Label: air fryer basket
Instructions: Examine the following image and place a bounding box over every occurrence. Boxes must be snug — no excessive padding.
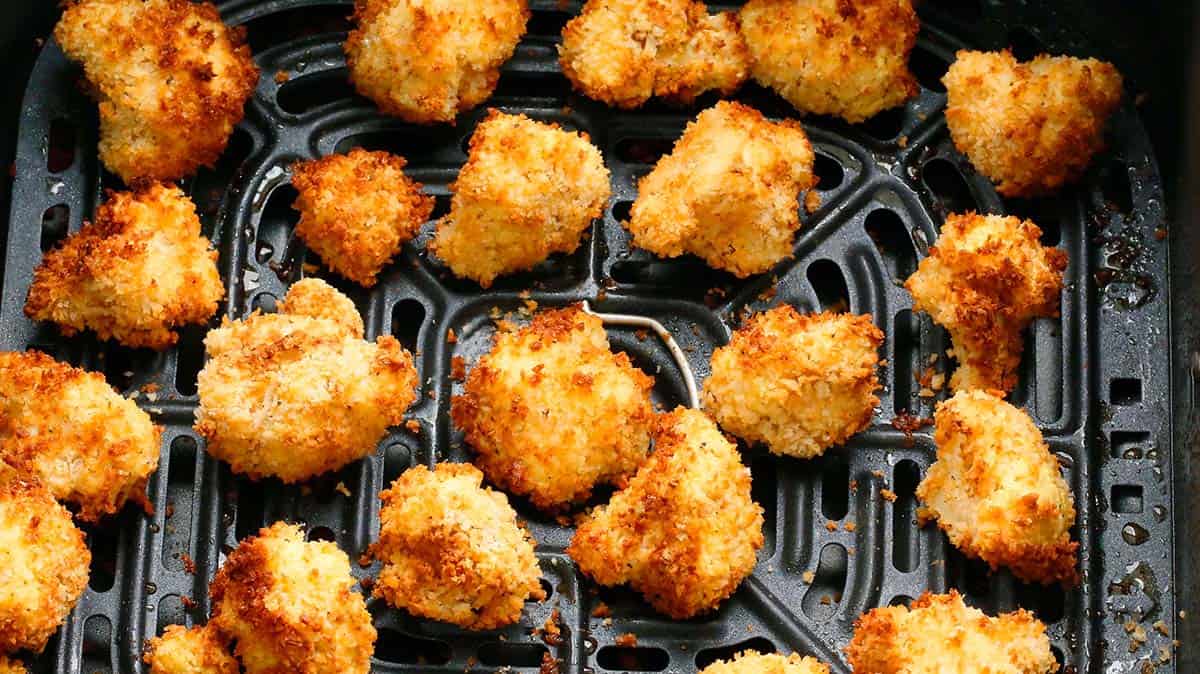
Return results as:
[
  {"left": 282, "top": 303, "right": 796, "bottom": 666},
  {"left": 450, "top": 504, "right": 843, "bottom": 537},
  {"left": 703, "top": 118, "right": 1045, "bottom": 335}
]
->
[{"left": 0, "top": 1, "right": 1186, "bottom": 672}]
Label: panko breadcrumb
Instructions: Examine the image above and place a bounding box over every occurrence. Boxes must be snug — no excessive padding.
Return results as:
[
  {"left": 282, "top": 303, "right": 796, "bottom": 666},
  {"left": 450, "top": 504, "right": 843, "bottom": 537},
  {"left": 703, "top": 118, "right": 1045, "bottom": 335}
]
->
[
  {"left": 143, "top": 625, "right": 238, "bottom": 674},
  {"left": 291, "top": 149, "right": 434, "bottom": 287},
  {"left": 943, "top": 50, "right": 1123, "bottom": 196},
  {"left": 209, "top": 522, "right": 376, "bottom": 674},
  {"left": 345, "top": 0, "right": 529, "bottom": 123},
  {"left": 451, "top": 304, "right": 654, "bottom": 510},
  {"left": 628, "top": 101, "right": 815, "bottom": 277},
  {"left": 54, "top": 0, "right": 258, "bottom": 183},
  {"left": 371, "top": 463, "right": 544, "bottom": 629},
  {"left": 700, "top": 651, "right": 829, "bottom": 674},
  {"left": 846, "top": 590, "right": 1058, "bottom": 673},
  {"left": 0, "top": 350, "right": 161, "bottom": 522},
  {"left": 431, "top": 111, "right": 611, "bottom": 287},
  {"left": 25, "top": 183, "right": 224, "bottom": 350},
  {"left": 568, "top": 408, "right": 763, "bottom": 619},
  {"left": 738, "top": 0, "right": 919, "bottom": 123},
  {"left": 195, "top": 278, "right": 418, "bottom": 482},
  {"left": 703, "top": 307, "right": 882, "bottom": 458},
  {"left": 916, "top": 390, "right": 1077, "bottom": 585},
  {"left": 559, "top": 0, "right": 748, "bottom": 108},
  {"left": 904, "top": 212, "right": 1066, "bottom": 393},
  {"left": 0, "top": 656, "right": 24, "bottom": 674}
]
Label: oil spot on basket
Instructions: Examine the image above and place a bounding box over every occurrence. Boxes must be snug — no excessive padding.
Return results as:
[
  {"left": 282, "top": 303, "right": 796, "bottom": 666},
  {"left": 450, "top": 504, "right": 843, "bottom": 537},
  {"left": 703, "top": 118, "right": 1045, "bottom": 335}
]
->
[{"left": 807, "top": 259, "right": 850, "bottom": 313}]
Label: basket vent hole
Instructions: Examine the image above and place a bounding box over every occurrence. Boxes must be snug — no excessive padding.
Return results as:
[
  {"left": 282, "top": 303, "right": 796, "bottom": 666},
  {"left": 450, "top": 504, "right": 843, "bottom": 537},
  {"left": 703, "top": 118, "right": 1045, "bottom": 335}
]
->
[
  {"left": 801, "top": 543, "right": 848, "bottom": 618},
  {"left": 611, "top": 200, "right": 634, "bottom": 223},
  {"left": 86, "top": 521, "right": 119, "bottom": 592},
  {"left": 235, "top": 478, "right": 267, "bottom": 542},
  {"left": 695, "top": 637, "right": 776, "bottom": 670},
  {"left": 1112, "top": 484, "right": 1144, "bottom": 514},
  {"left": 244, "top": 4, "right": 352, "bottom": 53},
  {"left": 922, "top": 159, "right": 976, "bottom": 216},
  {"left": 527, "top": 9, "right": 571, "bottom": 38},
  {"left": 1007, "top": 26, "right": 1045, "bottom": 62},
  {"left": 47, "top": 118, "right": 76, "bottom": 173},
  {"left": 616, "top": 137, "right": 674, "bottom": 165},
  {"left": 892, "top": 310, "right": 919, "bottom": 408},
  {"left": 910, "top": 47, "right": 949, "bottom": 93},
  {"left": 814, "top": 153, "right": 844, "bottom": 191},
  {"left": 596, "top": 645, "right": 670, "bottom": 671},
  {"left": 1110, "top": 378, "right": 1141, "bottom": 405},
  {"left": 1052, "top": 646, "right": 1066, "bottom": 667},
  {"left": 887, "top": 594, "right": 913, "bottom": 607},
  {"left": 40, "top": 204, "right": 70, "bottom": 252},
  {"left": 947, "top": 549, "right": 991, "bottom": 601},
  {"left": 382, "top": 443, "right": 413, "bottom": 486},
  {"left": 258, "top": 183, "right": 298, "bottom": 273},
  {"left": 477, "top": 642, "right": 548, "bottom": 668},
  {"left": 173, "top": 325, "right": 207, "bottom": 396},
  {"left": 493, "top": 71, "right": 571, "bottom": 105},
  {"left": 156, "top": 595, "right": 188, "bottom": 635},
  {"left": 430, "top": 193, "right": 452, "bottom": 221},
  {"left": 1005, "top": 197, "right": 1063, "bottom": 247},
  {"left": 865, "top": 209, "right": 917, "bottom": 282},
  {"left": 101, "top": 343, "right": 153, "bottom": 393},
  {"left": 538, "top": 577, "right": 554, "bottom": 600},
  {"left": 391, "top": 299, "right": 426, "bottom": 355},
  {"left": 807, "top": 260, "right": 849, "bottom": 313},
  {"left": 892, "top": 460, "right": 921, "bottom": 572},
  {"left": 1110, "top": 430, "right": 1151, "bottom": 460},
  {"left": 751, "top": 455, "right": 779, "bottom": 555},
  {"left": 375, "top": 629, "right": 452, "bottom": 665},
  {"left": 277, "top": 70, "right": 359, "bottom": 115},
  {"left": 307, "top": 526, "right": 337, "bottom": 543},
  {"left": 1100, "top": 162, "right": 1134, "bottom": 215},
  {"left": 861, "top": 106, "right": 906, "bottom": 141},
  {"left": 82, "top": 615, "right": 112, "bottom": 674},
  {"left": 163, "top": 436, "right": 198, "bottom": 571},
  {"left": 922, "top": 0, "right": 982, "bottom": 22},
  {"left": 1016, "top": 581, "right": 1066, "bottom": 624},
  {"left": 820, "top": 456, "right": 850, "bottom": 520}
]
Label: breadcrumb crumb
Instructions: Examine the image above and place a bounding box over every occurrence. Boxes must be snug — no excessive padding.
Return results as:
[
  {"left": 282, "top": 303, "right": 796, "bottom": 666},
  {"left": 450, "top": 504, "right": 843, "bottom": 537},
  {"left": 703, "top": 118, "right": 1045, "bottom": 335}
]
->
[{"left": 143, "top": 624, "right": 237, "bottom": 674}]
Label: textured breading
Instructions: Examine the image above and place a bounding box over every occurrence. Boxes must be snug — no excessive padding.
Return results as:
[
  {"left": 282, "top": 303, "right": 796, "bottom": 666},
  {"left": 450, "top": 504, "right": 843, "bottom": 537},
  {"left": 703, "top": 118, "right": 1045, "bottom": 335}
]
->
[
  {"left": 628, "top": 101, "right": 815, "bottom": 277},
  {"left": 451, "top": 305, "right": 654, "bottom": 510},
  {"left": 700, "top": 651, "right": 829, "bottom": 674},
  {"left": 943, "top": 50, "right": 1123, "bottom": 197},
  {"left": 430, "top": 111, "right": 611, "bottom": 288},
  {"left": 845, "top": 591, "right": 1058, "bottom": 673},
  {"left": 738, "top": 0, "right": 919, "bottom": 123},
  {"left": 558, "top": 0, "right": 748, "bottom": 108},
  {"left": 194, "top": 279, "right": 418, "bottom": 482},
  {"left": 54, "top": 0, "right": 258, "bottom": 183},
  {"left": 703, "top": 307, "right": 882, "bottom": 458},
  {"left": 568, "top": 408, "right": 763, "bottom": 619},
  {"left": 209, "top": 522, "right": 376, "bottom": 674},
  {"left": 345, "top": 0, "right": 529, "bottom": 123},
  {"left": 0, "top": 474, "right": 90, "bottom": 655},
  {"left": 25, "top": 183, "right": 224, "bottom": 350},
  {"left": 143, "top": 625, "right": 238, "bottom": 674},
  {"left": 0, "top": 350, "right": 161, "bottom": 522},
  {"left": 371, "top": 463, "right": 545, "bottom": 629},
  {"left": 0, "top": 655, "right": 24, "bottom": 674},
  {"left": 291, "top": 148, "right": 435, "bottom": 287},
  {"left": 904, "top": 213, "right": 1067, "bottom": 393},
  {"left": 916, "top": 390, "right": 1077, "bottom": 586}
]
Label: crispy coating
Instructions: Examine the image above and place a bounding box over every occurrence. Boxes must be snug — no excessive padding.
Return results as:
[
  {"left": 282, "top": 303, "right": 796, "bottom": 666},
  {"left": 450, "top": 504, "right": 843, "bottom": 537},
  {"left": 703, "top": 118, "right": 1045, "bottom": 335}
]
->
[
  {"left": 703, "top": 307, "right": 882, "bottom": 459},
  {"left": 738, "top": 0, "right": 918, "bottom": 123},
  {"left": 0, "top": 474, "right": 90, "bottom": 654},
  {"left": 430, "top": 111, "right": 611, "bottom": 287},
  {"left": 195, "top": 279, "right": 418, "bottom": 482},
  {"left": 700, "top": 651, "right": 829, "bottom": 674},
  {"left": 559, "top": 0, "right": 748, "bottom": 108},
  {"left": 25, "top": 183, "right": 224, "bottom": 350},
  {"left": 904, "top": 213, "right": 1067, "bottom": 393},
  {"left": 371, "top": 463, "right": 544, "bottom": 629},
  {"left": 569, "top": 408, "right": 763, "bottom": 619},
  {"left": 628, "top": 101, "right": 815, "bottom": 277},
  {"left": 451, "top": 304, "right": 654, "bottom": 510},
  {"left": 346, "top": 0, "right": 529, "bottom": 123},
  {"left": 916, "top": 390, "right": 1077, "bottom": 585},
  {"left": 0, "top": 350, "right": 161, "bottom": 522},
  {"left": 143, "top": 625, "right": 238, "bottom": 674},
  {"left": 209, "top": 522, "right": 376, "bottom": 674},
  {"left": 846, "top": 590, "right": 1058, "bottom": 673},
  {"left": 0, "top": 656, "right": 24, "bottom": 674},
  {"left": 54, "top": 0, "right": 258, "bottom": 183},
  {"left": 291, "top": 149, "right": 435, "bottom": 287},
  {"left": 943, "top": 50, "right": 1123, "bottom": 197}
]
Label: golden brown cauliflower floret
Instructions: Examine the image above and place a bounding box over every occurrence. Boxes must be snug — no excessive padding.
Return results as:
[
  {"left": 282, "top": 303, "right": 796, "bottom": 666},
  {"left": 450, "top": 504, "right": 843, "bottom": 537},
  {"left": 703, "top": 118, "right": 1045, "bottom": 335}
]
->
[
  {"left": 370, "top": 463, "right": 545, "bottom": 630},
  {"left": 54, "top": 0, "right": 258, "bottom": 183},
  {"left": 703, "top": 307, "right": 882, "bottom": 459},
  {"left": 451, "top": 305, "right": 654, "bottom": 510},
  {"left": 291, "top": 149, "right": 435, "bottom": 287},
  {"left": 738, "top": 0, "right": 919, "bottom": 123},
  {"left": 0, "top": 350, "right": 161, "bottom": 522},
  {"left": 628, "top": 101, "right": 815, "bottom": 277},
  {"left": 916, "top": 390, "right": 1077, "bottom": 586},
  {"left": 846, "top": 590, "right": 1058, "bottom": 674},
  {"left": 194, "top": 278, "right": 418, "bottom": 482},
  {"left": 904, "top": 212, "right": 1067, "bottom": 394},
  {"left": 568, "top": 408, "right": 763, "bottom": 619},
  {"left": 346, "top": 0, "right": 529, "bottom": 123},
  {"left": 0, "top": 656, "right": 24, "bottom": 674},
  {"left": 700, "top": 651, "right": 829, "bottom": 674},
  {"left": 25, "top": 183, "right": 224, "bottom": 350},
  {"left": 943, "top": 50, "right": 1123, "bottom": 197},
  {"left": 559, "top": 0, "right": 748, "bottom": 108},
  {"left": 209, "top": 522, "right": 376, "bottom": 674},
  {"left": 143, "top": 625, "right": 238, "bottom": 674}
]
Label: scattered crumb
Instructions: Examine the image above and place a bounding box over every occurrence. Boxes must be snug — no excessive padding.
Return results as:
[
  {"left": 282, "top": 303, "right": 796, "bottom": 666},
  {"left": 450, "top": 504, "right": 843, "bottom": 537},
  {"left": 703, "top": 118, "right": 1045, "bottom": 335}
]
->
[
  {"left": 180, "top": 596, "right": 197, "bottom": 609},
  {"left": 825, "top": 520, "right": 838, "bottom": 532},
  {"left": 872, "top": 470, "right": 885, "bottom": 479},
  {"left": 603, "top": 617, "right": 613, "bottom": 627},
  {"left": 635, "top": 329, "right": 649, "bottom": 341},
  {"left": 447, "top": 328, "right": 458, "bottom": 344},
  {"left": 880, "top": 488, "right": 897, "bottom": 502},
  {"left": 360, "top": 576, "right": 374, "bottom": 593},
  {"left": 359, "top": 552, "right": 372, "bottom": 568},
  {"left": 805, "top": 190, "right": 822, "bottom": 214},
  {"left": 274, "top": 70, "right": 290, "bottom": 83},
  {"left": 592, "top": 601, "right": 611, "bottom": 618},
  {"left": 820, "top": 595, "right": 832, "bottom": 605},
  {"left": 879, "top": 358, "right": 889, "bottom": 367},
  {"left": 930, "top": 372, "right": 946, "bottom": 391},
  {"left": 802, "top": 570, "right": 815, "bottom": 584},
  {"left": 180, "top": 553, "right": 196, "bottom": 575},
  {"left": 615, "top": 633, "right": 638, "bottom": 648},
  {"left": 335, "top": 481, "right": 352, "bottom": 498},
  {"left": 540, "top": 651, "right": 561, "bottom": 674},
  {"left": 1155, "top": 228, "right": 1168, "bottom": 241},
  {"left": 844, "top": 522, "right": 857, "bottom": 532},
  {"left": 1153, "top": 620, "right": 1169, "bottom": 636},
  {"left": 849, "top": 479, "right": 858, "bottom": 494},
  {"left": 539, "top": 609, "right": 563, "bottom": 646},
  {"left": 141, "top": 382, "right": 160, "bottom": 394},
  {"left": 165, "top": 501, "right": 175, "bottom": 519},
  {"left": 451, "top": 355, "right": 467, "bottom": 381},
  {"left": 898, "top": 135, "right": 908, "bottom": 148},
  {"left": 918, "top": 387, "right": 936, "bottom": 398},
  {"left": 405, "top": 419, "right": 421, "bottom": 434}
]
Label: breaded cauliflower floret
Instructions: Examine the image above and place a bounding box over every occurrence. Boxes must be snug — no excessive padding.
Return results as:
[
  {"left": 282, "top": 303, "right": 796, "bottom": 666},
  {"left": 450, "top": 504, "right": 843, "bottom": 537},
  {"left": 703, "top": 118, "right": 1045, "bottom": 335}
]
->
[
  {"left": 209, "top": 523, "right": 376, "bottom": 674},
  {"left": 628, "top": 101, "right": 815, "bottom": 277},
  {"left": 703, "top": 307, "right": 882, "bottom": 458},
  {"left": 54, "top": 0, "right": 258, "bottom": 183},
  {"left": 916, "top": 390, "right": 1077, "bottom": 585},
  {"left": 143, "top": 625, "right": 237, "bottom": 674},
  {"left": 700, "top": 651, "right": 829, "bottom": 674},
  {"left": 291, "top": 148, "right": 435, "bottom": 287},
  {"left": 559, "top": 0, "right": 748, "bottom": 108},
  {"left": 0, "top": 474, "right": 90, "bottom": 654},
  {"left": 431, "top": 111, "right": 611, "bottom": 287},
  {"left": 452, "top": 305, "right": 654, "bottom": 510},
  {"left": 25, "top": 183, "right": 224, "bottom": 350},
  {"left": 904, "top": 213, "right": 1067, "bottom": 393},
  {"left": 738, "top": 0, "right": 919, "bottom": 123},
  {"left": 0, "top": 656, "right": 24, "bottom": 674},
  {"left": 195, "top": 279, "right": 417, "bottom": 482},
  {"left": 346, "top": 0, "right": 529, "bottom": 123},
  {"left": 569, "top": 408, "right": 763, "bottom": 618},
  {"left": 943, "top": 50, "right": 1123, "bottom": 197},
  {"left": 0, "top": 350, "right": 161, "bottom": 521},
  {"left": 371, "top": 463, "right": 545, "bottom": 629},
  {"left": 846, "top": 590, "right": 1058, "bottom": 673}
]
